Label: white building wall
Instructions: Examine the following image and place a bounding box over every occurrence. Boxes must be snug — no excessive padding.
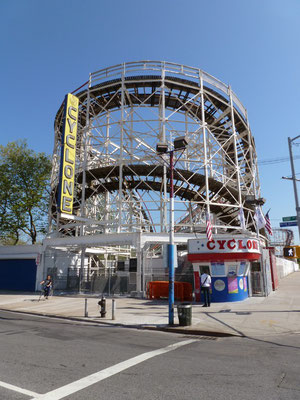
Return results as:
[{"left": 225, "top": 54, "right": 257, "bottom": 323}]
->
[{"left": 275, "top": 257, "right": 299, "bottom": 280}]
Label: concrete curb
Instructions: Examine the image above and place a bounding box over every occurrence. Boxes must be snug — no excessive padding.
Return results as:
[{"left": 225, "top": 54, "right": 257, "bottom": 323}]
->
[
  {"left": 147, "top": 325, "right": 242, "bottom": 337},
  {"left": 0, "top": 308, "right": 237, "bottom": 338}
]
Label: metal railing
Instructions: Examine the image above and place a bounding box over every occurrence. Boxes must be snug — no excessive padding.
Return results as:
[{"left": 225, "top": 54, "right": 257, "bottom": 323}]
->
[{"left": 84, "top": 61, "right": 247, "bottom": 119}]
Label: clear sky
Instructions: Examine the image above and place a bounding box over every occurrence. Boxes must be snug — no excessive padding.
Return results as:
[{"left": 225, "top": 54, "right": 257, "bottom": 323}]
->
[{"left": 1, "top": 0, "right": 300, "bottom": 242}]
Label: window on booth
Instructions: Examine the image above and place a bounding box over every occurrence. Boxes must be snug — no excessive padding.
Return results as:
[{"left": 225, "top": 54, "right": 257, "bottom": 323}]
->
[
  {"left": 238, "top": 261, "right": 250, "bottom": 276},
  {"left": 227, "top": 263, "right": 238, "bottom": 277},
  {"left": 211, "top": 262, "right": 225, "bottom": 276}
]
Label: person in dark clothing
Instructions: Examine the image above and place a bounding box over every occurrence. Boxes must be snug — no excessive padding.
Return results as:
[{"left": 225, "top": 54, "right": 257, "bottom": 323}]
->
[{"left": 40, "top": 275, "right": 52, "bottom": 299}]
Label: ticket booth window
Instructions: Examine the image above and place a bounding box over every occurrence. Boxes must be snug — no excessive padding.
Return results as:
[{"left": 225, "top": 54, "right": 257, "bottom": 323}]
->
[
  {"left": 211, "top": 262, "right": 225, "bottom": 276},
  {"left": 237, "top": 261, "right": 250, "bottom": 276},
  {"left": 227, "top": 263, "right": 238, "bottom": 277}
]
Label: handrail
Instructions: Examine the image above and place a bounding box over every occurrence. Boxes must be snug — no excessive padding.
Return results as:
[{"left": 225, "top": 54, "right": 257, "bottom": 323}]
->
[{"left": 85, "top": 61, "right": 246, "bottom": 118}]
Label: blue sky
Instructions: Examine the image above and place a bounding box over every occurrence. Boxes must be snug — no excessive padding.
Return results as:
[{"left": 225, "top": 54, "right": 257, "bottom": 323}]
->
[{"left": 1, "top": 0, "right": 300, "bottom": 242}]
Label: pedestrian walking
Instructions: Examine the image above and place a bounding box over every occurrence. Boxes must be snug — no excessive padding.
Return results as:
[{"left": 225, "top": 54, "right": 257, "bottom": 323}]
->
[{"left": 201, "top": 268, "right": 211, "bottom": 307}]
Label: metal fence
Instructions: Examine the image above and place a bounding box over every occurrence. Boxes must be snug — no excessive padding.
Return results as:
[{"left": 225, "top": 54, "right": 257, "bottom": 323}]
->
[
  {"left": 42, "top": 247, "right": 195, "bottom": 297},
  {"left": 49, "top": 270, "right": 195, "bottom": 297}
]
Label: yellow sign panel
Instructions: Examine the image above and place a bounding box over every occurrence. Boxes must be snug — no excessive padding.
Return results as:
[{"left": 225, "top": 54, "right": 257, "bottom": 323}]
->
[
  {"left": 283, "top": 247, "right": 296, "bottom": 258},
  {"left": 59, "top": 93, "right": 79, "bottom": 214},
  {"left": 283, "top": 246, "right": 300, "bottom": 259}
]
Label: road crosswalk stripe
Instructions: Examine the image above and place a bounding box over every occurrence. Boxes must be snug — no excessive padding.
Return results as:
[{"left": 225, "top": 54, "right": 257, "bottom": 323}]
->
[
  {"left": 0, "top": 380, "right": 40, "bottom": 397},
  {"left": 30, "top": 339, "right": 197, "bottom": 400}
]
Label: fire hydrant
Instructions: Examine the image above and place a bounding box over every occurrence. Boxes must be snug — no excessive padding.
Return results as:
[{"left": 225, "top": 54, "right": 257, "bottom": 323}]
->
[{"left": 98, "top": 296, "right": 106, "bottom": 318}]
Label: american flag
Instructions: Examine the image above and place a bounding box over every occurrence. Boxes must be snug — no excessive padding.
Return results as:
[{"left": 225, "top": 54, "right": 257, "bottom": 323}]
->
[
  {"left": 206, "top": 212, "right": 213, "bottom": 241},
  {"left": 265, "top": 211, "right": 273, "bottom": 235}
]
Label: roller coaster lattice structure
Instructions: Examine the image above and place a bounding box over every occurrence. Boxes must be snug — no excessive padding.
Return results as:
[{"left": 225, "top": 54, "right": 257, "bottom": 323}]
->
[{"left": 49, "top": 61, "right": 261, "bottom": 238}]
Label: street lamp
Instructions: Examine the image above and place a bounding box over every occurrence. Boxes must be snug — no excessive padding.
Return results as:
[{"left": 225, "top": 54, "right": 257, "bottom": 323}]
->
[
  {"left": 244, "top": 196, "right": 266, "bottom": 207},
  {"left": 287, "top": 135, "right": 300, "bottom": 240},
  {"left": 156, "top": 136, "right": 188, "bottom": 325}
]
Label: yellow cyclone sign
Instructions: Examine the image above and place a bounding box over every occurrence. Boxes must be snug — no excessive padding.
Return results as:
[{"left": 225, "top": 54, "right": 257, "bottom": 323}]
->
[{"left": 58, "top": 93, "right": 79, "bottom": 214}]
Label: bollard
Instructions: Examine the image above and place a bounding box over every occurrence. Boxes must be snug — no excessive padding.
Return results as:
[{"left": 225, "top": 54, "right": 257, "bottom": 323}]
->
[
  {"left": 112, "top": 299, "right": 116, "bottom": 320},
  {"left": 84, "top": 298, "right": 88, "bottom": 317}
]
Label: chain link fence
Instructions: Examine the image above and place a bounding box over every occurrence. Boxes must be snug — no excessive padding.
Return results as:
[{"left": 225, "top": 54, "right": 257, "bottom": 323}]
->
[{"left": 40, "top": 247, "right": 195, "bottom": 297}]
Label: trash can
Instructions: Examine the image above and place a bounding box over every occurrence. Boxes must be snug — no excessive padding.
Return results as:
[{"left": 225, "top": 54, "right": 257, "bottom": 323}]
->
[{"left": 177, "top": 303, "right": 192, "bottom": 326}]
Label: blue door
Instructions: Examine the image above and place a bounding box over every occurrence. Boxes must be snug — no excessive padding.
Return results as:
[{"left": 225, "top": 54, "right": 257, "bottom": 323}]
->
[{"left": 0, "top": 259, "right": 37, "bottom": 291}]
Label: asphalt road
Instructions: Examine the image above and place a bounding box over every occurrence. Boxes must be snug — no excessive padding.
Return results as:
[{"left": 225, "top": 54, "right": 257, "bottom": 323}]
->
[{"left": 0, "top": 310, "right": 300, "bottom": 400}]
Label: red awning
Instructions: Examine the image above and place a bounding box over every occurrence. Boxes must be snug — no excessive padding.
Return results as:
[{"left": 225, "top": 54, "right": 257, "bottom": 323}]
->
[{"left": 188, "top": 252, "right": 261, "bottom": 262}]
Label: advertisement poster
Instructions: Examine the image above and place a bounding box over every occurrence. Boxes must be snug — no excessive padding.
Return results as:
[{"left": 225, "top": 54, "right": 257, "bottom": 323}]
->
[
  {"left": 214, "top": 279, "right": 226, "bottom": 292},
  {"left": 228, "top": 277, "right": 238, "bottom": 294},
  {"left": 243, "top": 276, "right": 247, "bottom": 292},
  {"left": 239, "top": 278, "right": 244, "bottom": 290},
  {"left": 211, "top": 262, "right": 225, "bottom": 276}
]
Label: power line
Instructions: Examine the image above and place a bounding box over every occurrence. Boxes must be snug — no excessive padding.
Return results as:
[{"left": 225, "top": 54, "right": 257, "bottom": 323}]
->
[{"left": 258, "top": 155, "right": 300, "bottom": 165}]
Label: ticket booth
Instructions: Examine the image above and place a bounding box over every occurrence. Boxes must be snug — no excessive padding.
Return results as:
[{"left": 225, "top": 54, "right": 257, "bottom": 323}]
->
[{"left": 188, "top": 236, "right": 261, "bottom": 302}]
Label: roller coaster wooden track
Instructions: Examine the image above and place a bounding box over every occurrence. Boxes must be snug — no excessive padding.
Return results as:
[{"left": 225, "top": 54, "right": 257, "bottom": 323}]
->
[{"left": 51, "top": 64, "right": 259, "bottom": 235}]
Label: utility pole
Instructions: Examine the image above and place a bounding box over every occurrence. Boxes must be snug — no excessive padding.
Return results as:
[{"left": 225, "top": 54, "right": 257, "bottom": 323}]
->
[
  {"left": 288, "top": 136, "right": 300, "bottom": 240},
  {"left": 168, "top": 149, "right": 175, "bottom": 326}
]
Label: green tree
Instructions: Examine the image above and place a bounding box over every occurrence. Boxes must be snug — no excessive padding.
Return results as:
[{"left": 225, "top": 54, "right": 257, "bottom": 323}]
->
[{"left": 0, "top": 141, "right": 52, "bottom": 244}]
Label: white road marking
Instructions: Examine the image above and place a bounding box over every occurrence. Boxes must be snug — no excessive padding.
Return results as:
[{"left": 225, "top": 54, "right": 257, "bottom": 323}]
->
[
  {"left": 0, "top": 380, "right": 41, "bottom": 397},
  {"left": 30, "top": 339, "right": 197, "bottom": 400}
]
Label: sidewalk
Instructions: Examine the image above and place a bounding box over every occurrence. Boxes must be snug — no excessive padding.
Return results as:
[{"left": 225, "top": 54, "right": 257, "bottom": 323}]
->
[{"left": 1, "top": 271, "right": 300, "bottom": 338}]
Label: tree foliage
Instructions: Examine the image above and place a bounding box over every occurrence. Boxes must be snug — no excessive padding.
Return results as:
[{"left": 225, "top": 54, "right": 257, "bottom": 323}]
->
[{"left": 0, "top": 141, "right": 52, "bottom": 244}]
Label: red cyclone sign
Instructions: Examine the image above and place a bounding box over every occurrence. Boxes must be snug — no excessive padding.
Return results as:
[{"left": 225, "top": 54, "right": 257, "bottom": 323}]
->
[
  {"left": 206, "top": 238, "right": 259, "bottom": 252},
  {"left": 188, "top": 237, "right": 261, "bottom": 262}
]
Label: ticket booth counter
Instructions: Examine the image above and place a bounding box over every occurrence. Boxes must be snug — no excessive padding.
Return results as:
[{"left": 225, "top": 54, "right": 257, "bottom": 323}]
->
[{"left": 188, "top": 236, "right": 261, "bottom": 302}]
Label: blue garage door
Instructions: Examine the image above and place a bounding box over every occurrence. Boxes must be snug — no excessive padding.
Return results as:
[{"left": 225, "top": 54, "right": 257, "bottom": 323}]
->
[{"left": 0, "top": 259, "right": 37, "bottom": 291}]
